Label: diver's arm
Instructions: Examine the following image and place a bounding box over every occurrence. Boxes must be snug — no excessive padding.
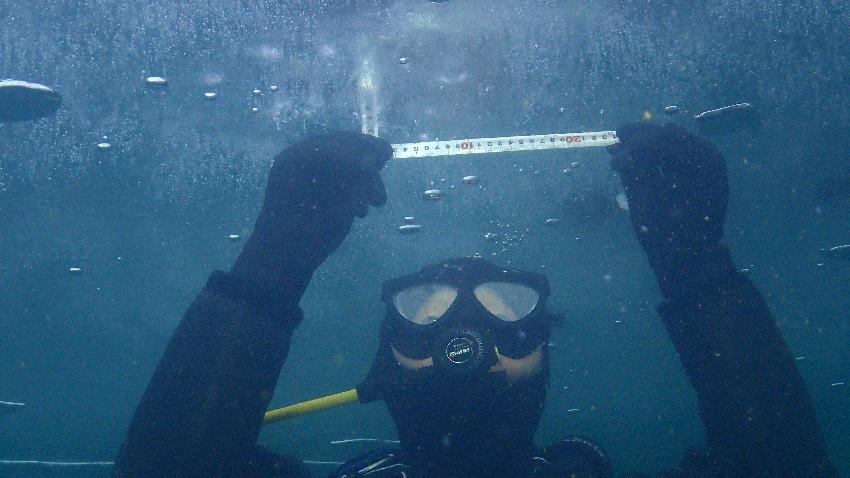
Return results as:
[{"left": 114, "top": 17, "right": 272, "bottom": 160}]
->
[
  {"left": 113, "top": 132, "right": 391, "bottom": 478},
  {"left": 611, "top": 123, "right": 836, "bottom": 477},
  {"left": 655, "top": 248, "right": 835, "bottom": 477}
]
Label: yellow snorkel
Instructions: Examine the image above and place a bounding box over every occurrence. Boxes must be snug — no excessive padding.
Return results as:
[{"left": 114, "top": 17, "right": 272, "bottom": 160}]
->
[{"left": 264, "top": 388, "right": 360, "bottom": 424}]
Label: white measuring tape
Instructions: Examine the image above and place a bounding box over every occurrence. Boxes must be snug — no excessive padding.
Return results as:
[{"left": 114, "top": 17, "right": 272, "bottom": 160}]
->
[
  {"left": 356, "top": 56, "right": 752, "bottom": 161},
  {"left": 390, "top": 131, "right": 619, "bottom": 159},
  {"left": 354, "top": 53, "right": 618, "bottom": 160}
]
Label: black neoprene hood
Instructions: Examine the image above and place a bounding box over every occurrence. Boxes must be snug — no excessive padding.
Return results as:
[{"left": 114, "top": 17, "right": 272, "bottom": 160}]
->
[{"left": 381, "top": 256, "right": 550, "bottom": 305}]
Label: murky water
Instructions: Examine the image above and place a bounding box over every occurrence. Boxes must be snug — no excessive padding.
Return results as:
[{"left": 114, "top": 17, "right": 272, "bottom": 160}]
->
[{"left": 1, "top": 1, "right": 848, "bottom": 476}]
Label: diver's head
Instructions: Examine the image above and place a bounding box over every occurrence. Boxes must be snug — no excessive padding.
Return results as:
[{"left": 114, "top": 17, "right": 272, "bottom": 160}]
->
[
  {"left": 381, "top": 256, "right": 551, "bottom": 383},
  {"left": 366, "top": 257, "right": 553, "bottom": 476}
]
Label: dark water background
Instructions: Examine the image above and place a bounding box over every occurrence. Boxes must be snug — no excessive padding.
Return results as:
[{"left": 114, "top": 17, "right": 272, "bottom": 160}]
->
[{"left": 1, "top": 1, "right": 848, "bottom": 476}]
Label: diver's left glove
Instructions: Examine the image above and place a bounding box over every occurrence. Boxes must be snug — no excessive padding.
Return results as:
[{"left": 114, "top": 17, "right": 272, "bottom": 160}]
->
[
  {"left": 609, "top": 122, "right": 734, "bottom": 299},
  {"left": 229, "top": 131, "right": 391, "bottom": 314}
]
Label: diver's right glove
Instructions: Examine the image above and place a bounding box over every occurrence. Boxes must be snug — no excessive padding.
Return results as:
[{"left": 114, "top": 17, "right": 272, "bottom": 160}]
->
[
  {"left": 230, "top": 131, "right": 392, "bottom": 310},
  {"left": 609, "top": 123, "right": 735, "bottom": 299}
]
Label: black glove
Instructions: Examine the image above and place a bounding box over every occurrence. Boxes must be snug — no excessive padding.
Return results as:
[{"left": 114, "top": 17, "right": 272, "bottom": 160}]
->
[
  {"left": 231, "top": 131, "right": 392, "bottom": 302},
  {"left": 610, "top": 123, "right": 733, "bottom": 298}
]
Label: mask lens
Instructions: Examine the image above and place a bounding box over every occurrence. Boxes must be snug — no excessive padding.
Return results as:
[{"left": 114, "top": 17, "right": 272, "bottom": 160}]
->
[
  {"left": 393, "top": 284, "right": 458, "bottom": 325},
  {"left": 473, "top": 282, "right": 540, "bottom": 321}
]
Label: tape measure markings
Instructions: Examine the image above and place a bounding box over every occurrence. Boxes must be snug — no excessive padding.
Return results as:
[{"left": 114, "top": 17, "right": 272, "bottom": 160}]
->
[{"left": 391, "top": 131, "right": 619, "bottom": 159}]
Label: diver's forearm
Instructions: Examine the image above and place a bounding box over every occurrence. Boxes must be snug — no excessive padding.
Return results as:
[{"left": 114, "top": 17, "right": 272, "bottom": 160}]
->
[
  {"left": 114, "top": 273, "right": 301, "bottom": 477},
  {"left": 230, "top": 224, "right": 319, "bottom": 306},
  {"left": 655, "top": 256, "right": 835, "bottom": 477}
]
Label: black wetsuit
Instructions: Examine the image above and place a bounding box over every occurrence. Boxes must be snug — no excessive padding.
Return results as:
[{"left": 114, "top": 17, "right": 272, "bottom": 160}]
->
[{"left": 113, "top": 128, "right": 836, "bottom": 478}]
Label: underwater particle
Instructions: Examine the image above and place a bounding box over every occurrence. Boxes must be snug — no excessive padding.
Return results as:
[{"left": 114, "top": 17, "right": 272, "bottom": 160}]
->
[
  {"left": 615, "top": 192, "right": 629, "bottom": 211},
  {"left": 269, "top": 85, "right": 279, "bottom": 92},
  {"left": 570, "top": 161, "right": 579, "bottom": 168},
  {"left": 567, "top": 408, "right": 580, "bottom": 413},
  {"left": 403, "top": 216, "right": 416, "bottom": 224},
  {"left": 251, "top": 107, "right": 259, "bottom": 113},
  {"left": 462, "top": 175, "right": 480, "bottom": 185},
  {"left": 145, "top": 76, "right": 168, "bottom": 87},
  {"left": 664, "top": 105, "right": 680, "bottom": 115},
  {"left": 398, "top": 224, "right": 422, "bottom": 234},
  {"left": 202, "top": 72, "right": 224, "bottom": 85},
  {"left": 544, "top": 218, "right": 560, "bottom": 226},
  {"left": 642, "top": 110, "right": 652, "bottom": 121},
  {"left": 694, "top": 103, "right": 753, "bottom": 121},
  {"left": 204, "top": 92, "right": 217, "bottom": 100},
  {"left": 821, "top": 244, "right": 850, "bottom": 260},
  {"left": 559, "top": 107, "right": 566, "bottom": 113},
  {"left": 68, "top": 267, "right": 82, "bottom": 274},
  {"left": 399, "top": 57, "right": 409, "bottom": 65},
  {"left": 796, "top": 356, "right": 806, "bottom": 361},
  {"left": 0, "top": 79, "right": 62, "bottom": 122},
  {"left": 252, "top": 89, "right": 262, "bottom": 96},
  {"left": 483, "top": 232, "right": 500, "bottom": 242},
  {"left": 227, "top": 234, "right": 241, "bottom": 242},
  {"left": 0, "top": 400, "right": 25, "bottom": 415},
  {"left": 694, "top": 103, "right": 759, "bottom": 134},
  {"left": 97, "top": 142, "right": 111, "bottom": 150},
  {"left": 831, "top": 382, "right": 846, "bottom": 387},
  {"left": 423, "top": 189, "right": 444, "bottom": 200}
]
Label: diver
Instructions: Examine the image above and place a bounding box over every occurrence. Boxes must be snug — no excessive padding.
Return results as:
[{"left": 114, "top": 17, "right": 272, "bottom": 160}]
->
[{"left": 113, "top": 124, "right": 837, "bottom": 478}]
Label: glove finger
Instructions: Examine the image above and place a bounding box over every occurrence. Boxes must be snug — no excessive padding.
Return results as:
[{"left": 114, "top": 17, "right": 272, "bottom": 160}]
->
[
  {"left": 609, "top": 147, "right": 634, "bottom": 175},
  {"left": 361, "top": 136, "right": 393, "bottom": 173},
  {"left": 332, "top": 131, "right": 393, "bottom": 173},
  {"left": 365, "top": 173, "right": 387, "bottom": 207},
  {"left": 353, "top": 202, "right": 369, "bottom": 219},
  {"left": 615, "top": 122, "right": 664, "bottom": 152},
  {"left": 341, "top": 171, "right": 387, "bottom": 218}
]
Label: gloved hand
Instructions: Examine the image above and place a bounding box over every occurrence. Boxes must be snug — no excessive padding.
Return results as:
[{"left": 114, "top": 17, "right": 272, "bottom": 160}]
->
[
  {"left": 609, "top": 123, "right": 732, "bottom": 297},
  {"left": 231, "top": 131, "right": 392, "bottom": 299}
]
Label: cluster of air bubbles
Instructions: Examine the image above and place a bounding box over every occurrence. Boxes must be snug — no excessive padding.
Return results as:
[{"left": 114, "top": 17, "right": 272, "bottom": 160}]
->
[
  {"left": 819, "top": 244, "right": 850, "bottom": 267},
  {"left": 418, "top": 175, "right": 482, "bottom": 201},
  {"left": 97, "top": 135, "right": 111, "bottom": 150},
  {"left": 401, "top": 175, "right": 486, "bottom": 234},
  {"left": 422, "top": 188, "right": 444, "bottom": 200},
  {"left": 143, "top": 75, "right": 282, "bottom": 114},
  {"left": 145, "top": 76, "right": 168, "bottom": 87},
  {"left": 482, "top": 220, "right": 529, "bottom": 257},
  {"left": 397, "top": 215, "right": 423, "bottom": 234}
]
